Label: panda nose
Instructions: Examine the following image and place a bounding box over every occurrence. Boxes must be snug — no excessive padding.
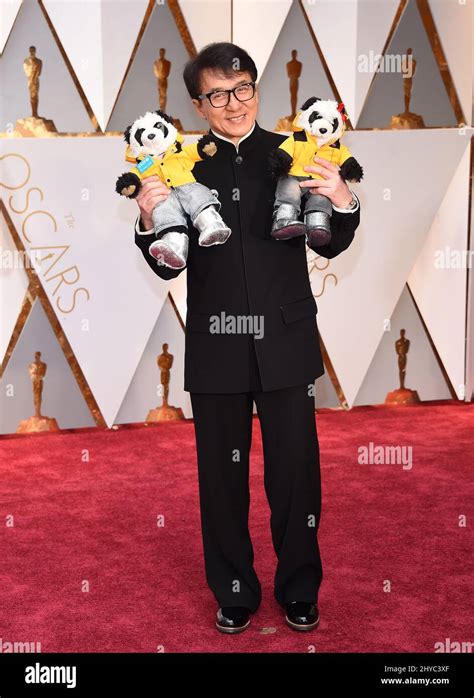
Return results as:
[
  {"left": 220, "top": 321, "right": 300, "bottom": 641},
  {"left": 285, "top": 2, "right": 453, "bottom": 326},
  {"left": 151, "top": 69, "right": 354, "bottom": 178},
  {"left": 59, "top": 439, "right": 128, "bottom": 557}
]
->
[
  {"left": 319, "top": 128, "right": 327, "bottom": 134},
  {"left": 148, "top": 133, "right": 155, "bottom": 140}
]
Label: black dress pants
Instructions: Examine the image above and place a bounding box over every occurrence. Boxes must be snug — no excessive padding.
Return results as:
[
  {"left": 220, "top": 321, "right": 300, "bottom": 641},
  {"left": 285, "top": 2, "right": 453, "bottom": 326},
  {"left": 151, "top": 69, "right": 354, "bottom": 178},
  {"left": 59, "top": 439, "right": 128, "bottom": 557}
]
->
[{"left": 190, "top": 377, "right": 323, "bottom": 613}]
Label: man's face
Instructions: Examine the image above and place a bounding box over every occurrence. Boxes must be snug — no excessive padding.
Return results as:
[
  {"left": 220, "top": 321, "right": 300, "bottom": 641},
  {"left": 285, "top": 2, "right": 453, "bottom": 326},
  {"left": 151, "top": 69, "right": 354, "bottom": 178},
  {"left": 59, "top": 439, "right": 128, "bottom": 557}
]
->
[{"left": 191, "top": 68, "right": 259, "bottom": 141}]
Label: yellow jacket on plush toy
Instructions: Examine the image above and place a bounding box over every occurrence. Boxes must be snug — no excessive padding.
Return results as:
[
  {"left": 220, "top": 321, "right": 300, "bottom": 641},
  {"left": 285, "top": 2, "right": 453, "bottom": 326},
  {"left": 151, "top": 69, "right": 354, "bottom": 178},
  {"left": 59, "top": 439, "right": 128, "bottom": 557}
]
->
[
  {"left": 278, "top": 112, "right": 353, "bottom": 179},
  {"left": 125, "top": 131, "right": 202, "bottom": 188}
]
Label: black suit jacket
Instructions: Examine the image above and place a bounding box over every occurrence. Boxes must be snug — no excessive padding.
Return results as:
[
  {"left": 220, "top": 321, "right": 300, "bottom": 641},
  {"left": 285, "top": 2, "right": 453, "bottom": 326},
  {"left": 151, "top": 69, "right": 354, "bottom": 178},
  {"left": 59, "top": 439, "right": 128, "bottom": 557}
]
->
[{"left": 135, "top": 120, "right": 360, "bottom": 393}]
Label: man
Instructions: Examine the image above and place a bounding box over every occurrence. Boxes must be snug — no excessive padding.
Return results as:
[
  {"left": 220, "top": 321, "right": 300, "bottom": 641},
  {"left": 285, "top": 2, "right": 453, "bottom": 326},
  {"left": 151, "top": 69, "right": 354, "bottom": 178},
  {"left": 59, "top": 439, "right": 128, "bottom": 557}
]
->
[{"left": 133, "top": 43, "right": 360, "bottom": 634}]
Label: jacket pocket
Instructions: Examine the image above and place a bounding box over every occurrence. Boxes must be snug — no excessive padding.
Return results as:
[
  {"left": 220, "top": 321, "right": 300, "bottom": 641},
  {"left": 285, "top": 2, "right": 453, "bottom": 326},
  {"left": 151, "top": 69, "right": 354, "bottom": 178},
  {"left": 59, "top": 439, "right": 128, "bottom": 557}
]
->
[{"left": 280, "top": 295, "right": 318, "bottom": 324}]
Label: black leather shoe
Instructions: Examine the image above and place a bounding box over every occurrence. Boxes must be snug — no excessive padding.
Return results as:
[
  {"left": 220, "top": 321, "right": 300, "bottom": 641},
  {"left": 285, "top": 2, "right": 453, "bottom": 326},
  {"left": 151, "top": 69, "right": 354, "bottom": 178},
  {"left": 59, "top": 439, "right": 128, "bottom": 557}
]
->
[
  {"left": 216, "top": 606, "right": 251, "bottom": 634},
  {"left": 285, "top": 601, "right": 320, "bottom": 631}
]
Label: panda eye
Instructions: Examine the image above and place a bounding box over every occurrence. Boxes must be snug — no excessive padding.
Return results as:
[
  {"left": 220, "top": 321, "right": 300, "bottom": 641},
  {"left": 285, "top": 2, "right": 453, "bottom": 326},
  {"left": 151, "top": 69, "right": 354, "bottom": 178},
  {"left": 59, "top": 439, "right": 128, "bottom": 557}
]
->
[{"left": 153, "top": 122, "right": 165, "bottom": 131}]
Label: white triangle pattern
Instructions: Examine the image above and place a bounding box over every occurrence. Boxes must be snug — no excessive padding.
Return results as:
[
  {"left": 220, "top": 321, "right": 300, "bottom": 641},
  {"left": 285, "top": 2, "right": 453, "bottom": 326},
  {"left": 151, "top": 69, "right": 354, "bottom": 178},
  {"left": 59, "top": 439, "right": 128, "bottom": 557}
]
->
[{"left": 43, "top": 0, "right": 149, "bottom": 131}]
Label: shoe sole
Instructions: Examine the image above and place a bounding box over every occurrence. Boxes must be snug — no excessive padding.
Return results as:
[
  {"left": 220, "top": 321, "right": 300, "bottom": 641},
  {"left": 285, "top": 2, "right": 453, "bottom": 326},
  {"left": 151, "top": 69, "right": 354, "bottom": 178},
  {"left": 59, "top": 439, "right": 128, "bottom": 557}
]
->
[
  {"left": 306, "top": 229, "right": 331, "bottom": 247},
  {"left": 285, "top": 614, "right": 320, "bottom": 632},
  {"left": 149, "top": 243, "right": 186, "bottom": 269},
  {"left": 199, "top": 229, "right": 232, "bottom": 247},
  {"left": 272, "top": 223, "right": 307, "bottom": 240},
  {"left": 215, "top": 618, "right": 251, "bottom": 634}
]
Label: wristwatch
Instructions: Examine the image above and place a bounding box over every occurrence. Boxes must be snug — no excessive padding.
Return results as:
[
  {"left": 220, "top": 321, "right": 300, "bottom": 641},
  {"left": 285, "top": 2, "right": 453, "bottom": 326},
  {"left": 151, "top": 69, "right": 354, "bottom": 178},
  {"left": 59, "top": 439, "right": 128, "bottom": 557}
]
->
[{"left": 343, "top": 191, "right": 358, "bottom": 211}]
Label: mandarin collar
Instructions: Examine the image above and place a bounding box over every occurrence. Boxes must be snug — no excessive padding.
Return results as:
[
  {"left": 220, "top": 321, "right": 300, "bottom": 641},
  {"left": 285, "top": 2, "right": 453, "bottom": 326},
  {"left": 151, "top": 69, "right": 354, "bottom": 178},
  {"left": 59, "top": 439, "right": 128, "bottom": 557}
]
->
[{"left": 207, "top": 120, "right": 263, "bottom": 156}]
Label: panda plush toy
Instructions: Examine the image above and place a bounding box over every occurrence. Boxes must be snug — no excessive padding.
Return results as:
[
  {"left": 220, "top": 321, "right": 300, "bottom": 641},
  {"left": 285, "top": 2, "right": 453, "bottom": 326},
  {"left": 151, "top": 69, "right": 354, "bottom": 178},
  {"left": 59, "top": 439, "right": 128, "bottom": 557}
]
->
[
  {"left": 268, "top": 97, "right": 363, "bottom": 248},
  {"left": 116, "top": 110, "right": 231, "bottom": 269}
]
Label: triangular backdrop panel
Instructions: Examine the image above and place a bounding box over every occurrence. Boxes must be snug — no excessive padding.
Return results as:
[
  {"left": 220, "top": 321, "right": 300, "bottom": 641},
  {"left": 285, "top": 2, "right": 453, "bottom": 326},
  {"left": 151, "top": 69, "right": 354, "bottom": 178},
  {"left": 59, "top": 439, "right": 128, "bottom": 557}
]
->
[
  {"left": 107, "top": 1, "right": 203, "bottom": 133},
  {"left": 303, "top": 0, "right": 400, "bottom": 125},
  {"left": 0, "top": 215, "right": 29, "bottom": 364},
  {"left": 180, "top": 0, "right": 231, "bottom": 50},
  {"left": 353, "top": 0, "right": 402, "bottom": 125},
  {"left": 257, "top": 0, "right": 334, "bottom": 132},
  {"left": 302, "top": 0, "right": 357, "bottom": 121},
  {"left": 428, "top": 0, "right": 473, "bottom": 126},
  {"left": 357, "top": 0, "right": 457, "bottom": 128},
  {"left": 408, "top": 140, "right": 471, "bottom": 399},
  {"left": 232, "top": 0, "right": 292, "bottom": 83},
  {"left": 309, "top": 128, "right": 471, "bottom": 408},
  {"left": 0, "top": 298, "right": 96, "bottom": 434},
  {"left": 0, "top": 0, "right": 93, "bottom": 133},
  {"left": 353, "top": 285, "right": 451, "bottom": 406},
  {"left": 2, "top": 136, "right": 171, "bottom": 427},
  {"left": 116, "top": 295, "right": 191, "bottom": 424},
  {"left": 315, "top": 368, "right": 341, "bottom": 409},
  {"left": 0, "top": 0, "right": 21, "bottom": 55},
  {"left": 44, "top": 0, "right": 149, "bottom": 132}
]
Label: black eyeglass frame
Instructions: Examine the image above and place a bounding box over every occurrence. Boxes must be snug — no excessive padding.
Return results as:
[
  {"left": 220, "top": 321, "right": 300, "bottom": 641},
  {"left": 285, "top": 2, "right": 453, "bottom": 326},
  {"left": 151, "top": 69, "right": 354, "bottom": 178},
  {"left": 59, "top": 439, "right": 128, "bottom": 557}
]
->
[{"left": 197, "top": 81, "right": 257, "bottom": 108}]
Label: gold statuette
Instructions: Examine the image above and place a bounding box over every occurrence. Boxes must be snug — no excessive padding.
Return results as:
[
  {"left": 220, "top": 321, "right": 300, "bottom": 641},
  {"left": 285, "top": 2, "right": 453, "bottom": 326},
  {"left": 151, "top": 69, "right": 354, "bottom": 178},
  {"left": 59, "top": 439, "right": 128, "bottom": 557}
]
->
[
  {"left": 154, "top": 48, "right": 183, "bottom": 131},
  {"left": 146, "top": 343, "right": 184, "bottom": 422},
  {"left": 12, "top": 46, "right": 58, "bottom": 137},
  {"left": 385, "top": 329, "right": 420, "bottom": 405},
  {"left": 17, "top": 352, "right": 60, "bottom": 432},
  {"left": 390, "top": 48, "right": 425, "bottom": 129},
  {"left": 275, "top": 50, "right": 302, "bottom": 132}
]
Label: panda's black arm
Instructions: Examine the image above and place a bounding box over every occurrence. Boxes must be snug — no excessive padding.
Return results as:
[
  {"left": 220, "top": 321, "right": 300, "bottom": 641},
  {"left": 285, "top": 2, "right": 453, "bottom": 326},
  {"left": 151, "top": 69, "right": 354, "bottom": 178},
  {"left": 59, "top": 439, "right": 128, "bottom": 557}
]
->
[
  {"left": 268, "top": 148, "right": 292, "bottom": 179},
  {"left": 134, "top": 216, "right": 186, "bottom": 280},
  {"left": 339, "top": 157, "right": 364, "bottom": 183}
]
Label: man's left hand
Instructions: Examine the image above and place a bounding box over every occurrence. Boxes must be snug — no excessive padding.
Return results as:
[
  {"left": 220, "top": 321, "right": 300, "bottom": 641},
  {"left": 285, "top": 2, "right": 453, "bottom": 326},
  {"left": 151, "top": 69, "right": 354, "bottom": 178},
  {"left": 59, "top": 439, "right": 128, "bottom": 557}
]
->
[{"left": 299, "top": 156, "right": 352, "bottom": 209}]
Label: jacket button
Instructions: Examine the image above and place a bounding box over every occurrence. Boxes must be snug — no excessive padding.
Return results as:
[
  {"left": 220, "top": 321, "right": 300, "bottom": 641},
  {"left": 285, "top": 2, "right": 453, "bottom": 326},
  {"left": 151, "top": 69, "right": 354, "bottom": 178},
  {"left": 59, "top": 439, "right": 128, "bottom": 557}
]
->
[{"left": 235, "top": 155, "right": 243, "bottom": 164}]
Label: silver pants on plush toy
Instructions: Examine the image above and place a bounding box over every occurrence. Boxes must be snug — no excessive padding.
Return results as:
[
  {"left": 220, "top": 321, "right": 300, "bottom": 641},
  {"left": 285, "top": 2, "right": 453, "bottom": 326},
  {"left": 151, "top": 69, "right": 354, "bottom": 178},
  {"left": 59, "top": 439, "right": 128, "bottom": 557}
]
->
[
  {"left": 152, "top": 181, "right": 221, "bottom": 236},
  {"left": 273, "top": 174, "right": 333, "bottom": 246},
  {"left": 275, "top": 174, "right": 333, "bottom": 217},
  {"left": 149, "top": 181, "right": 231, "bottom": 269}
]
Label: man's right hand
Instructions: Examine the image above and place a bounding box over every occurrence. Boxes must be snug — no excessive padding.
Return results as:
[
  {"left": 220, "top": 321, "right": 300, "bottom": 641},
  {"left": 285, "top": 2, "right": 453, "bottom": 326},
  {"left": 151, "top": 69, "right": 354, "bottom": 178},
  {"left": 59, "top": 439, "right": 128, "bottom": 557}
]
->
[{"left": 136, "top": 175, "right": 170, "bottom": 229}]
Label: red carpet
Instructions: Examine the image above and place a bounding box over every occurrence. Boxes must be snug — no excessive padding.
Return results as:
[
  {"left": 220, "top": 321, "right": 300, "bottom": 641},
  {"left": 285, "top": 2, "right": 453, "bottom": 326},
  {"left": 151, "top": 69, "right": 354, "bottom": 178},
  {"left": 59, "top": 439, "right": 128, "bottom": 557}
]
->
[{"left": 0, "top": 402, "right": 472, "bottom": 653}]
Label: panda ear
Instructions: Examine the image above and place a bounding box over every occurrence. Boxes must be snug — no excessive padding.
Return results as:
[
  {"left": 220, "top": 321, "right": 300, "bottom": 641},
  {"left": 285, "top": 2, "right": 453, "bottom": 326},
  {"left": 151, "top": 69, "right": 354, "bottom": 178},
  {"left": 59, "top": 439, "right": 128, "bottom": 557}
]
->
[
  {"left": 153, "top": 109, "right": 173, "bottom": 125},
  {"left": 123, "top": 125, "right": 132, "bottom": 144},
  {"left": 300, "top": 97, "right": 321, "bottom": 111}
]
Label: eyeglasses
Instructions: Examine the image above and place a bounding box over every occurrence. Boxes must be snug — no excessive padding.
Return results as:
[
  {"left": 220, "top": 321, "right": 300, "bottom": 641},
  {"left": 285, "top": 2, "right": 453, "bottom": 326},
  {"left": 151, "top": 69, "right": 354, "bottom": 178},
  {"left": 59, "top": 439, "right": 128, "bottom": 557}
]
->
[{"left": 197, "top": 81, "right": 256, "bottom": 108}]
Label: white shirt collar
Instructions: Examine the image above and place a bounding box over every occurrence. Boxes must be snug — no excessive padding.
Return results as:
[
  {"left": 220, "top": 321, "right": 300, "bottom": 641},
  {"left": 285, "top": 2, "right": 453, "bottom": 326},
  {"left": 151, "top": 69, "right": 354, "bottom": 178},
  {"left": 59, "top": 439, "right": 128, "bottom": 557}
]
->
[{"left": 209, "top": 121, "right": 256, "bottom": 153}]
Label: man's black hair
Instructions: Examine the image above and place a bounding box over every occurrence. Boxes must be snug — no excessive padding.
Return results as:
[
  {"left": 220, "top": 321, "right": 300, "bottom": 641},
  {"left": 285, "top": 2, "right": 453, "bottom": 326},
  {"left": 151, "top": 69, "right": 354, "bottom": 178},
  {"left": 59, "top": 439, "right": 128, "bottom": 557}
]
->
[{"left": 183, "top": 42, "right": 258, "bottom": 100}]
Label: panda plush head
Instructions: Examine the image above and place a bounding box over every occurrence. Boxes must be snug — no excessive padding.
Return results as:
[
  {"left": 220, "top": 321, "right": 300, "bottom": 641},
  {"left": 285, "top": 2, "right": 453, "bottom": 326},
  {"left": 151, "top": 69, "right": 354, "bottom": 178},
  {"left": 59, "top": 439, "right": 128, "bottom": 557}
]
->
[
  {"left": 124, "top": 110, "right": 178, "bottom": 160},
  {"left": 294, "top": 97, "right": 347, "bottom": 147}
]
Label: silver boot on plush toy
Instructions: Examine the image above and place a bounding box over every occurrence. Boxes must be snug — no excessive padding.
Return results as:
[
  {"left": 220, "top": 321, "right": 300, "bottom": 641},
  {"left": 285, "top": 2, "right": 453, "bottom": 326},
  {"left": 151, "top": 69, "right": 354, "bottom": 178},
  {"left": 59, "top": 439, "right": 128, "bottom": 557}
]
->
[
  {"left": 148, "top": 231, "right": 189, "bottom": 270},
  {"left": 271, "top": 203, "right": 307, "bottom": 240},
  {"left": 305, "top": 210, "right": 331, "bottom": 247},
  {"left": 193, "top": 205, "right": 231, "bottom": 247}
]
